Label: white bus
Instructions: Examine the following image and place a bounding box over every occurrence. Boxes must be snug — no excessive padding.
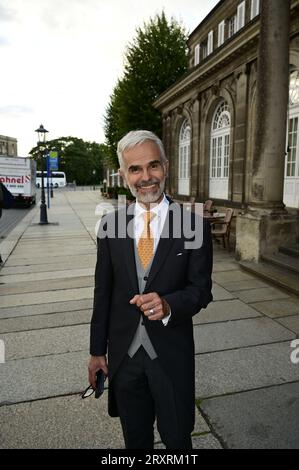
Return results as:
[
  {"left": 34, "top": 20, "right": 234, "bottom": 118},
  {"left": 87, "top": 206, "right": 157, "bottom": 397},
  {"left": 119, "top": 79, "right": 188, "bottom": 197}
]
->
[{"left": 36, "top": 171, "right": 66, "bottom": 188}]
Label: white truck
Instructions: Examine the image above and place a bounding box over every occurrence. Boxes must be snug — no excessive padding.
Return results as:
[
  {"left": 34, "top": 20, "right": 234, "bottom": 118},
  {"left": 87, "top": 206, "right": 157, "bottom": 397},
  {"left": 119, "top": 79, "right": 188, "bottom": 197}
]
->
[{"left": 0, "top": 156, "right": 36, "bottom": 206}]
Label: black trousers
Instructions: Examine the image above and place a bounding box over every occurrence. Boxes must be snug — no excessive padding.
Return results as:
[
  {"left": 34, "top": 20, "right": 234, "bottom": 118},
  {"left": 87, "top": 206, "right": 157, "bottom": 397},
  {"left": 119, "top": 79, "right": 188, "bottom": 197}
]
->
[{"left": 113, "top": 347, "right": 193, "bottom": 449}]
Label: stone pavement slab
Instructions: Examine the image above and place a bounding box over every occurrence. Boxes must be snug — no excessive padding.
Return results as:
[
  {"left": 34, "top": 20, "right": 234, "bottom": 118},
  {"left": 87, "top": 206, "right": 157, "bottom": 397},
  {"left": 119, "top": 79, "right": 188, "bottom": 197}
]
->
[
  {"left": 0, "top": 276, "right": 94, "bottom": 295},
  {"left": 212, "top": 261, "right": 239, "bottom": 272},
  {"left": 195, "top": 341, "right": 299, "bottom": 398},
  {"left": 193, "top": 299, "right": 261, "bottom": 325},
  {"left": 193, "top": 317, "right": 295, "bottom": 354},
  {"left": 0, "top": 286, "right": 93, "bottom": 308},
  {"left": 10, "top": 246, "right": 95, "bottom": 260},
  {"left": 1, "top": 324, "right": 89, "bottom": 360},
  {"left": 0, "top": 299, "right": 93, "bottom": 319},
  {"left": 212, "top": 284, "right": 236, "bottom": 301},
  {"left": 251, "top": 299, "right": 299, "bottom": 318},
  {"left": 218, "top": 279, "right": 269, "bottom": 291},
  {"left": 0, "top": 309, "right": 91, "bottom": 333},
  {"left": 0, "top": 393, "right": 124, "bottom": 449},
  {"left": 155, "top": 433, "right": 222, "bottom": 449},
  {"left": 0, "top": 268, "right": 95, "bottom": 284},
  {"left": 200, "top": 382, "right": 299, "bottom": 449},
  {"left": 3, "top": 254, "right": 95, "bottom": 268},
  {"left": 0, "top": 257, "right": 96, "bottom": 275},
  {"left": 213, "top": 270, "right": 254, "bottom": 283},
  {"left": 13, "top": 240, "right": 95, "bottom": 251},
  {"left": 191, "top": 434, "right": 223, "bottom": 449},
  {"left": 235, "top": 287, "right": 290, "bottom": 303},
  {"left": 0, "top": 350, "right": 88, "bottom": 405},
  {"left": 276, "top": 315, "right": 299, "bottom": 335}
]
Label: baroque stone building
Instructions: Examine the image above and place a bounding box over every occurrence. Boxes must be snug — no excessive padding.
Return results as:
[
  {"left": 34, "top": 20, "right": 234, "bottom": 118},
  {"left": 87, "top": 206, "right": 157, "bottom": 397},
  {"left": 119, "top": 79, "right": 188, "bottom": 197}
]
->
[
  {"left": 154, "top": 0, "right": 299, "bottom": 213},
  {"left": 0, "top": 135, "right": 18, "bottom": 157}
]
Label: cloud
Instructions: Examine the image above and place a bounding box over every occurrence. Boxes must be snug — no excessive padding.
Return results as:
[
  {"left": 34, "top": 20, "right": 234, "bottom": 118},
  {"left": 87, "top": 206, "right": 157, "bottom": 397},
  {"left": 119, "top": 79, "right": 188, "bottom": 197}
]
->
[
  {"left": 0, "top": 105, "right": 34, "bottom": 116},
  {"left": 0, "top": 1, "right": 17, "bottom": 46},
  {"left": 0, "top": 36, "right": 9, "bottom": 46},
  {"left": 0, "top": 2, "right": 17, "bottom": 22}
]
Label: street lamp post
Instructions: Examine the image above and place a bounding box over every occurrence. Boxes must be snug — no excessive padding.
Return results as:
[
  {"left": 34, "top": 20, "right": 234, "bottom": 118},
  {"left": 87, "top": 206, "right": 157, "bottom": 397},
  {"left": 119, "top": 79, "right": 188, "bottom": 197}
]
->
[
  {"left": 35, "top": 124, "right": 49, "bottom": 225},
  {"left": 92, "top": 169, "right": 96, "bottom": 190}
]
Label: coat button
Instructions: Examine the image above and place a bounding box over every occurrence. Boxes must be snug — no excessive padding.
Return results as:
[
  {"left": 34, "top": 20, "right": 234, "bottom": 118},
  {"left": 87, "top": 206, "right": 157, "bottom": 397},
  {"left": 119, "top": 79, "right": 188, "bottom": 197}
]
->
[{"left": 143, "top": 276, "right": 148, "bottom": 281}]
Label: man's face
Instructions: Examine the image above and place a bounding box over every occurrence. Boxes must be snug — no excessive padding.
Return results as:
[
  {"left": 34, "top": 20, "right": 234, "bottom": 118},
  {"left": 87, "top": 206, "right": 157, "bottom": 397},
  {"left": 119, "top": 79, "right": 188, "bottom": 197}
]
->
[{"left": 119, "top": 140, "right": 168, "bottom": 205}]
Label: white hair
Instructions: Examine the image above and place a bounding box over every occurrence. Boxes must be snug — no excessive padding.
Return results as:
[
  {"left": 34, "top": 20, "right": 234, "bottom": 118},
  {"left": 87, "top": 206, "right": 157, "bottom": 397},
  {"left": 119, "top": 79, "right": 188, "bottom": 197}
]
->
[{"left": 117, "top": 130, "right": 167, "bottom": 169}]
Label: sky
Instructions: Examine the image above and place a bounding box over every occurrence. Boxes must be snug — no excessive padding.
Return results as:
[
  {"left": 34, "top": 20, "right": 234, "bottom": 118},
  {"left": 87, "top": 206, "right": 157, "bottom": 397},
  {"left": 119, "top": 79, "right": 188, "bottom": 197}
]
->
[{"left": 0, "top": 0, "right": 219, "bottom": 157}]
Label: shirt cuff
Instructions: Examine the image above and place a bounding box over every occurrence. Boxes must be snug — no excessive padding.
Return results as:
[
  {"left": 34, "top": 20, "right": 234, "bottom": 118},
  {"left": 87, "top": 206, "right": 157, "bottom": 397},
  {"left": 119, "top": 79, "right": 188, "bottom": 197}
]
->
[{"left": 162, "top": 310, "right": 171, "bottom": 326}]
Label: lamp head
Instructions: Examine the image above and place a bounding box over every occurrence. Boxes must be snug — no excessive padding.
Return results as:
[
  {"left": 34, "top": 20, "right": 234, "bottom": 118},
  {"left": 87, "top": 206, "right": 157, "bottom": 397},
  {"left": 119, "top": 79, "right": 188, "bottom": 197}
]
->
[{"left": 35, "top": 124, "right": 49, "bottom": 143}]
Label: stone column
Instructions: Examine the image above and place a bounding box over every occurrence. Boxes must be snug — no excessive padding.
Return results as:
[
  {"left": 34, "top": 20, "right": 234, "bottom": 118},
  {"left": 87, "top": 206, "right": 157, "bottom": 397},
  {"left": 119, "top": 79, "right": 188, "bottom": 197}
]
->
[
  {"left": 236, "top": 0, "right": 299, "bottom": 261},
  {"left": 191, "top": 97, "right": 200, "bottom": 199},
  {"left": 232, "top": 65, "right": 249, "bottom": 205},
  {"left": 163, "top": 113, "right": 172, "bottom": 194},
  {"left": 250, "top": 0, "right": 290, "bottom": 208}
]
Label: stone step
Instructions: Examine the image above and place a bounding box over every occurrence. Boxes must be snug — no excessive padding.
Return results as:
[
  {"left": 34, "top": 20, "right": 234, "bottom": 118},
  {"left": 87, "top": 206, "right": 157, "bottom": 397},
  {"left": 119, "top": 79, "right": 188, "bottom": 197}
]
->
[
  {"left": 262, "top": 252, "right": 299, "bottom": 275},
  {"left": 279, "top": 243, "right": 299, "bottom": 258},
  {"left": 239, "top": 260, "right": 299, "bottom": 296}
]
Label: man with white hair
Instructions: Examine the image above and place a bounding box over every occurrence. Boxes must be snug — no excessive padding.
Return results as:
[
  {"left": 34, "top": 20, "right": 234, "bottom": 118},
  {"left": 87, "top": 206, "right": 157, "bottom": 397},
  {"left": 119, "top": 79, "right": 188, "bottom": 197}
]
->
[{"left": 88, "top": 130, "right": 213, "bottom": 449}]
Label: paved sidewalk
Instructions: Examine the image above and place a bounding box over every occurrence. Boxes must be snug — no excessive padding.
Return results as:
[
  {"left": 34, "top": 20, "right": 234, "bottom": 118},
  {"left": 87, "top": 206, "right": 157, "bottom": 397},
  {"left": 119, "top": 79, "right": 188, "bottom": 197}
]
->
[{"left": 0, "top": 190, "right": 299, "bottom": 449}]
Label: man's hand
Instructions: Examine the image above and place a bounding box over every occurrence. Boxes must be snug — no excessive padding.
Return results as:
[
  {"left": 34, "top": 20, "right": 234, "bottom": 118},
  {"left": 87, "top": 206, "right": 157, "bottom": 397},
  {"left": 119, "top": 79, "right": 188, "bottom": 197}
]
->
[
  {"left": 88, "top": 355, "right": 108, "bottom": 389},
  {"left": 130, "top": 292, "right": 170, "bottom": 321}
]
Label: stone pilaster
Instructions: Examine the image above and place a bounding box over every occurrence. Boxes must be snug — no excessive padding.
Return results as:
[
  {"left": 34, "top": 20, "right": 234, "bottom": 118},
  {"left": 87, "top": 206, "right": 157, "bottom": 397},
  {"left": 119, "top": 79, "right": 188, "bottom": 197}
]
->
[
  {"left": 191, "top": 96, "right": 200, "bottom": 199},
  {"left": 236, "top": 0, "right": 299, "bottom": 261},
  {"left": 250, "top": 0, "right": 290, "bottom": 209},
  {"left": 232, "top": 65, "right": 249, "bottom": 205}
]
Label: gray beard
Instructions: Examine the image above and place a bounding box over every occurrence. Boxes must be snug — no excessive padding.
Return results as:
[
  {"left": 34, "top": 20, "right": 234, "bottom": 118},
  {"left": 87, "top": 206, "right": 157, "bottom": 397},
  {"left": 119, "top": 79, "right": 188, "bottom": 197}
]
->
[{"left": 128, "top": 179, "right": 165, "bottom": 204}]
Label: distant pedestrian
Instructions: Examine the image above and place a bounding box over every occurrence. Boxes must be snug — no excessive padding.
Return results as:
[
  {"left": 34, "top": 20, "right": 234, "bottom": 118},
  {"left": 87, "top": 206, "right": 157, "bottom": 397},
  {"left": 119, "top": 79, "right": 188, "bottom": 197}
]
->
[{"left": 0, "top": 182, "right": 14, "bottom": 264}]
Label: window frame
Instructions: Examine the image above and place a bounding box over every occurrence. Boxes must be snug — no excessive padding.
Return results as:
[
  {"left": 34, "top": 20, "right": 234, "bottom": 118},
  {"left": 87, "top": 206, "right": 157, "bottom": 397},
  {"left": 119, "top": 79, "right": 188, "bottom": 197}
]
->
[
  {"left": 218, "top": 20, "right": 225, "bottom": 47},
  {"left": 207, "top": 30, "right": 214, "bottom": 55},
  {"left": 236, "top": 1, "right": 246, "bottom": 32},
  {"left": 250, "top": 0, "right": 260, "bottom": 20},
  {"left": 194, "top": 44, "right": 200, "bottom": 66}
]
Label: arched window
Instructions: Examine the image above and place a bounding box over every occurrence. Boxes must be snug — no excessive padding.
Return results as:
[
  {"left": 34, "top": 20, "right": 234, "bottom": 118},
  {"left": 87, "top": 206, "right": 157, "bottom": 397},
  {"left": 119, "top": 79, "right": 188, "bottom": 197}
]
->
[
  {"left": 284, "top": 69, "right": 299, "bottom": 208},
  {"left": 209, "top": 100, "right": 231, "bottom": 199},
  {"left": 178, "top": 120, "right": 191, "bottom": 195}
]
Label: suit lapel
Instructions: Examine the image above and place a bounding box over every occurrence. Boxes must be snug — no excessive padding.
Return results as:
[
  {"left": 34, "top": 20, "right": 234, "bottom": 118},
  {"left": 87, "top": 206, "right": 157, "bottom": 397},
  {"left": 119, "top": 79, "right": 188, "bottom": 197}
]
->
[
  {"left": 122, "top": 204, "right": 139, "bottom": 293},
  {"left": 145, "top": 203, "right": 176, "bottom": 291}
]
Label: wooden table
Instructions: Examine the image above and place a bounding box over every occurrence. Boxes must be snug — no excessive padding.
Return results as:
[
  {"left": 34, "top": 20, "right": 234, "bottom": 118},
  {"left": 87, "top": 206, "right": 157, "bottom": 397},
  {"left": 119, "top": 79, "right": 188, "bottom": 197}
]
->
[{"left": 203, "top": 212, "right": 226, "bottom": 223}]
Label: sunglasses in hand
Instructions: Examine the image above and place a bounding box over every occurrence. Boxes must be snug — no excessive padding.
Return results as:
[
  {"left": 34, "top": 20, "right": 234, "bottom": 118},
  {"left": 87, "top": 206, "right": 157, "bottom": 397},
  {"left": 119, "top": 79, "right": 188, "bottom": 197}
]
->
[{"left": 81, "top": 369, "right": 106, "bottom": 399}]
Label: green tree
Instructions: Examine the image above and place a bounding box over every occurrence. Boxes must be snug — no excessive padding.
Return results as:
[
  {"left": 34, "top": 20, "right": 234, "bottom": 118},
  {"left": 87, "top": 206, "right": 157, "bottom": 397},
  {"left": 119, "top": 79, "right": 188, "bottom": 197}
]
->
[
  {"left": 104, "top": 11, "right": 188, "bottom": 166},
  {"left": 29, "top": 137, "right": 107, "bottom": 185}
]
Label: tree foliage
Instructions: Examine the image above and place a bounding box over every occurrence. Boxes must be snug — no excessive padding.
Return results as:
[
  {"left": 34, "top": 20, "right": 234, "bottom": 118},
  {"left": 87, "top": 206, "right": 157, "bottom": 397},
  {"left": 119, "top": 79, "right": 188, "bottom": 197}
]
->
[
  {"left": 104, "top": 11, "right": 188, "bottom": 167},
  {"left": 29, "top": 137, "right": 108, "bottom": 185}
]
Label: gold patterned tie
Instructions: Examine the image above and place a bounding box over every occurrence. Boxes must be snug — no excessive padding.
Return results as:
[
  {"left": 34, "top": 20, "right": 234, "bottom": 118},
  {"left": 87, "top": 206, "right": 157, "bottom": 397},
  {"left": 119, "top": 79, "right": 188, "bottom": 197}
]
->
[{"left": 137, "top": 211, "right": 156, "bottom": 270}]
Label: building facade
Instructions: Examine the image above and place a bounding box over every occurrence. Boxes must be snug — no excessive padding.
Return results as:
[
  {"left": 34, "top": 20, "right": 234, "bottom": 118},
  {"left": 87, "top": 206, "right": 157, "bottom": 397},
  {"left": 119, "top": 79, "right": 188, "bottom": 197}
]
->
[
  {"left": 0, "top": 135, "right": 18, "bottom": 157},
  {"left": 154, "top": 0, "right": 299, "bottom": 212}
]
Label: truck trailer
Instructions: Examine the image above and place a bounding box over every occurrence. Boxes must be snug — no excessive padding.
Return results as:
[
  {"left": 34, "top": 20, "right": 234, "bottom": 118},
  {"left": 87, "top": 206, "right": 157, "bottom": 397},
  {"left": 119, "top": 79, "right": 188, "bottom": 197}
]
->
[{"left": 0, "top": 156, "right": 36, "bottom": 206}]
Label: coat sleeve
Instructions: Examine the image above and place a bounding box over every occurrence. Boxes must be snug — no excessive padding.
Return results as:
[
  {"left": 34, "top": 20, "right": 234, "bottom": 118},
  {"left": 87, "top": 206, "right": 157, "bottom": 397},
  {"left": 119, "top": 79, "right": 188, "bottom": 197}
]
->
[
  {"left": 90, "top": 217, "right": 113, "bottom": 356},
  {"left": 163, "top": 218, "right": 213, "bottom": 327}
]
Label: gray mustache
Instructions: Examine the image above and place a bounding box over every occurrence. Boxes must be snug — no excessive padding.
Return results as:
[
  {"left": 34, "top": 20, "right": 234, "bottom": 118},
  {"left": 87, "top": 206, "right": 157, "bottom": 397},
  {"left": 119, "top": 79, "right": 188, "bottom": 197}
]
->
[{"left": 137, "top": 181, "right": 160, "bottom": 188}]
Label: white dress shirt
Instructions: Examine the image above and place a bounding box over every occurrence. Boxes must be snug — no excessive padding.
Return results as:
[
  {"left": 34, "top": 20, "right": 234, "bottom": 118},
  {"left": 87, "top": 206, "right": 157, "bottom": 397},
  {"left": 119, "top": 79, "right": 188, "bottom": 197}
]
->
[{"left": 134, "top": 194, "right": 171, "bottom": 325}]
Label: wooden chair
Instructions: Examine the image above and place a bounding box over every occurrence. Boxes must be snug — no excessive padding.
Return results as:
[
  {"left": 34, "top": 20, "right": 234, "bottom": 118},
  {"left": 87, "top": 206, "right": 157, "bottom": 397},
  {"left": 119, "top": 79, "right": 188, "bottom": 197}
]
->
[
  {"left": 203, "top": 199, "right": 213, "bottom": 213},
  {"left": 210, "top": 208, "right": 234, "bottom": 251}
]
